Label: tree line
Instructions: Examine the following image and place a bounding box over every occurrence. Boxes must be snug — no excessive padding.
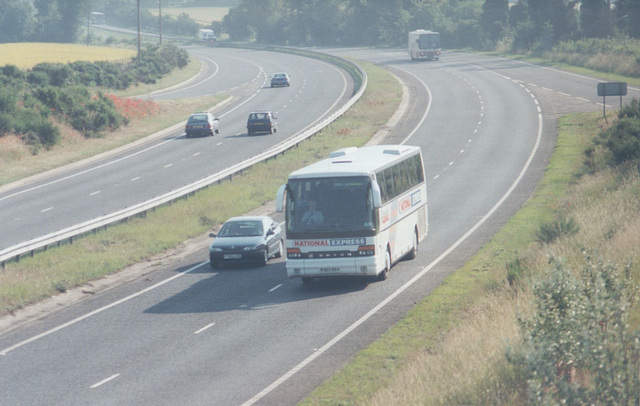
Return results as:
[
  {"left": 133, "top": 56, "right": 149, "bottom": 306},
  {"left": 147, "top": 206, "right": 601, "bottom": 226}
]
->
[
  {"left": 221, "top": 0, "right": 640, "bottom": 50},
  {"left": 1, "top": 0, "right": 639, "bottom": 51}
]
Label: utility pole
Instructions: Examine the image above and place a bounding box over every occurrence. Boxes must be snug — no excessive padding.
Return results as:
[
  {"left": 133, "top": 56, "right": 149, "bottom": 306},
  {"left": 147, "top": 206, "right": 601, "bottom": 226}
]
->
[
  {"left": 137, "top": 0, "right": 142, "bottom": 60},
  {"left": 159, "top": 0, "right": 163, "bottom": 45}
]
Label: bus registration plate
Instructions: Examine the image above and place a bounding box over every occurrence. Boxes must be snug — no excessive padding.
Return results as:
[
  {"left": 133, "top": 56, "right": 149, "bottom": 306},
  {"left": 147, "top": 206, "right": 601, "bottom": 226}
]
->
[{"left": 320, "top": 267, "right": 339, "bottom": 273}]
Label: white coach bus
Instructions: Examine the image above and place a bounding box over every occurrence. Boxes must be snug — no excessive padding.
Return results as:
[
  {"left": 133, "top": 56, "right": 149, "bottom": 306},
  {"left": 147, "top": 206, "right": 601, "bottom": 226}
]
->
[
  {"left": 276, "top": 145, "right": 428, "bottom": 283},
  {"left": 408, "top": 29, "right": 441, "bottom": 61}
]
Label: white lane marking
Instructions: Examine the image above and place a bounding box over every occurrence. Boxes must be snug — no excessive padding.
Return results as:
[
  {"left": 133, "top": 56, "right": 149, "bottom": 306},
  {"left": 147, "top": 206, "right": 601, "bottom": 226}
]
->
[
  {"left": 269, "top": 284, "right": 283, "bottom": 293},
  {"left": 164, "top": 164, "right": 173, "bottom": 168},
  {"left": 41, "top": 207, "right": 53, "bottom": 213},
  {"left": 193, "top": 152, "right": 201, "bottom": 157},
  {"left": 90, "top": 373, "right": 120, "bottom": 389},
  {"left": 131, "top": 177, "right": 140, "bottom": 181},
  {"left": 389, "top": 66, "right": 432, "bottom": 146},
  {"left": 90, "top": 191, "right": 101, "bottom": 196},
  {"left": 152, "top": 57, "right": 219, "bottom": 97},
  {"left": 0, "top": 137, "right": 179, "bottom": 203},
  {"left": 0, "top": 261, "right": 209, "bottom": 356},
  {"left": 243, "top": 56, "right": 546, "bottom": 406},
  {"left": 194, "top": 323, "right": 215, "bottom": 335}
]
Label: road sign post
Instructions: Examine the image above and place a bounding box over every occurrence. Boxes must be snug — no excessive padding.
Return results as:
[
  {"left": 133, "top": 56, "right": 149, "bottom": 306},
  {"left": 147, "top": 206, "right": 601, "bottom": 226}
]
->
[{"left": 597, "top": 82, "right": 627, "bottom": 119}]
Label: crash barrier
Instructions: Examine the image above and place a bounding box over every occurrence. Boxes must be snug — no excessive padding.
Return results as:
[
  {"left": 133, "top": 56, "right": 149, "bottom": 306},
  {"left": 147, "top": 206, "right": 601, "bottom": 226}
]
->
[{"left": 0, "top": 45, "right": 367, "bottom": 268}]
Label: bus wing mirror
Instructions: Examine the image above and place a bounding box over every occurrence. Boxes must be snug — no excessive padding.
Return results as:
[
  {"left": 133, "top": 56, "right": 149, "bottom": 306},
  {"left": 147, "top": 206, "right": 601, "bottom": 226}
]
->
[
  {"left": 371, "top": 181, "right": 382, "bottom": 208},
  {"left": 276, "top": 184, "right": 286, "bottom": 212}
]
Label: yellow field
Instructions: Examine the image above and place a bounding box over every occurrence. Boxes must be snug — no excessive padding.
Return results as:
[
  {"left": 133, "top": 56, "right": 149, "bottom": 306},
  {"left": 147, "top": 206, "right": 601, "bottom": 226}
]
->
[
  {"left": 149, "top": 7, "right": 230, "bottom": 25},
  {"left": 0, "top": 43, "right": 137, "bottom": 69}
]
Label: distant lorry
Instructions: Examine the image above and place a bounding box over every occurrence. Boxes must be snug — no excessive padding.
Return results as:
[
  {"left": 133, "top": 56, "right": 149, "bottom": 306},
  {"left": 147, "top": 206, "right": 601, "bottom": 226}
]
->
[
  {"left": 408, "top": 29, "right": 441, "bottom": 61},
  {"left": 198, "top": 28, "right": 216, "bottom": 42}
]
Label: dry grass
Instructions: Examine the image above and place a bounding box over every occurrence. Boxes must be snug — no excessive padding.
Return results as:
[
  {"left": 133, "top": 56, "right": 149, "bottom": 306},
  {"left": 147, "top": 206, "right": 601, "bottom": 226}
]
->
[
  {"left": 0, "top": 43, "right": 136, "bottom": 69},
  {"left": 369, "top": 291, "right": 524, "bottom": 406}
]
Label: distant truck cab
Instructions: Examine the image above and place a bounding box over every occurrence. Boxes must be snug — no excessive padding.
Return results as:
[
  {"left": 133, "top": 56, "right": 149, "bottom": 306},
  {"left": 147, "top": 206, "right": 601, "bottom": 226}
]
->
[
  {"left": 408, "top": 29, "right": 441, "bottom": 61},
  {"left": 198, "top": 29, "right": 216, "bottom": 42}
]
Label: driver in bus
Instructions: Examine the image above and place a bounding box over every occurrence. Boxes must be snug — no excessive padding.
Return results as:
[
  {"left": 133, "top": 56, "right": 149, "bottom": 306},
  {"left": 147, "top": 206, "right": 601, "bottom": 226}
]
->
[{"left": 301, "top": 200, "right": 324, "bottom": 225}]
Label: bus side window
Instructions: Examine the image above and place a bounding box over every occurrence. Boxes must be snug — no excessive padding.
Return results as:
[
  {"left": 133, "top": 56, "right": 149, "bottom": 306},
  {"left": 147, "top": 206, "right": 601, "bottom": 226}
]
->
[
  {"left": 400, "top": 161, "right": 410, "bottom": 192},
  {"left": 384, "top": 167, "right": 394, "bottom": 201},
  {"left": 377, "top": 172, "right": 388, "bottom": 203},
  {"left": 414, "top": 155, "right": 424, "bottom": 182},
  {"left": 406, "top": 158, "right": 416, "bottom": 187},
  {"left": 393, "top": 164, "right": 403, "bottom": 195}
]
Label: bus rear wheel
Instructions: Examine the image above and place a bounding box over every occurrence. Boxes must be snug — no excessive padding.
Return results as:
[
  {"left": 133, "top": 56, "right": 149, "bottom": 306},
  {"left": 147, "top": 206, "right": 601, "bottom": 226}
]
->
[
  {"left": 378, "top": 249, "right": 391, "bottom": 281},
  {"left": 406, "top": 229, "right": 418, "bottom": 260}
]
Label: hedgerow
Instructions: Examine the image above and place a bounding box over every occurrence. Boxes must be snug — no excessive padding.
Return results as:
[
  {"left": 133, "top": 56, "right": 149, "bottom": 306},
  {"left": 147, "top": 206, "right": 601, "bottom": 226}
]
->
[{"left": 0, "top": 44, "right": 188, "bottom": 149}]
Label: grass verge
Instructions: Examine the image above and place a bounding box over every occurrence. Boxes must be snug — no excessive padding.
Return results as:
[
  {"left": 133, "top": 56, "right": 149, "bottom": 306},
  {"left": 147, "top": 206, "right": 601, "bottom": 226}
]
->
[{"left": 0, "top": 61, "right": 401, "bottom": 316}]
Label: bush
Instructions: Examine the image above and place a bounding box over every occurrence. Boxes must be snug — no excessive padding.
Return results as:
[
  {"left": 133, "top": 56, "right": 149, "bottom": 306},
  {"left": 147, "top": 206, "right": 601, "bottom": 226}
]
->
[
  {"left": 27, "top": 71, "right": 50, "bottom": 86},
  {"left": 31, "top": 117, "right": 61, "bottom": 147},
  {"left": 537, "top": 212, "right": 580, "bottom": 244},
  {"left": 0, "top": 112, "right": 14, "bottom": 135},
  {"left": 597, "top": 99, "right": 640, "bottom": 166},
  {"left": 1, "top": 64, "right": 24, "bottom": 80},
  {"left": 69, "top": 93, "right": 124, "bottom": 137},
  {"left": 508, "top": 257, "right": 640, "bottom": 404},
  {"left": 32, "top": 63, "right": 73, "bottom": 87},
  {"left": 0, "top": 88, "right": 17, "bottom": 114}
]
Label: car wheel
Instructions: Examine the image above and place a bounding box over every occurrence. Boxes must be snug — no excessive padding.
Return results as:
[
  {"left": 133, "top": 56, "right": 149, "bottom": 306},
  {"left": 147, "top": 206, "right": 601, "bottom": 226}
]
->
[
  {"left": 260, "top": 249, "right": 268, "bottom": 266},
  {"left": 186, "top": 133, "right": 190, "bottom": 138},
  {"left": 275, "top": 239, "right": 283, "bottom": 258},
  {"left": 269, "top": 127, "right": 273, "bottom": 134}
]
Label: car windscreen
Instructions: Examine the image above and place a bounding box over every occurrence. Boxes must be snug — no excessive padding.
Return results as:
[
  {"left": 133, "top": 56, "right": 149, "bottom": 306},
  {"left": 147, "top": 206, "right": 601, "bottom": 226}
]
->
[{"left": 219, "top": 221, "right": 263, "bottom": 237}]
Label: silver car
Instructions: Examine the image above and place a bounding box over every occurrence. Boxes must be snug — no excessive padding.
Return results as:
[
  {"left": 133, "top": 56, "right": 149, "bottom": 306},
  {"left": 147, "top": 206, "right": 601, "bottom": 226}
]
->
[{"left": 209, "top": 216, "right": 283, "bottom": 268}]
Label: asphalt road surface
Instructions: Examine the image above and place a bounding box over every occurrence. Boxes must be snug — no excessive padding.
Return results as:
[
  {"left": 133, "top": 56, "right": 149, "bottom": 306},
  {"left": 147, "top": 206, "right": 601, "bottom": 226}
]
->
[
  {"left": 1, "top": 48, "right": 639, "bottom": 405},
  {"left": 0, "top": 46, "right": 353, "bottom": 251}
]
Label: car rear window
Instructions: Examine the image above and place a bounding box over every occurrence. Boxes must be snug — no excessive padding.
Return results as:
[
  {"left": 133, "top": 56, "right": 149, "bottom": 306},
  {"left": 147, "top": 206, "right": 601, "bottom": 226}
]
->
[{"left": 189, "top": 115, "right": 207, "bottom": 122}]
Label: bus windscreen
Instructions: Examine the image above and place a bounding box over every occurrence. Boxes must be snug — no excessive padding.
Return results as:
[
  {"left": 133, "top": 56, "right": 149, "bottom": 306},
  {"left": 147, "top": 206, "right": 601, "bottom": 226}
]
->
[{"left": 286, "top": 176, "right": 375, "bottom": 235}]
